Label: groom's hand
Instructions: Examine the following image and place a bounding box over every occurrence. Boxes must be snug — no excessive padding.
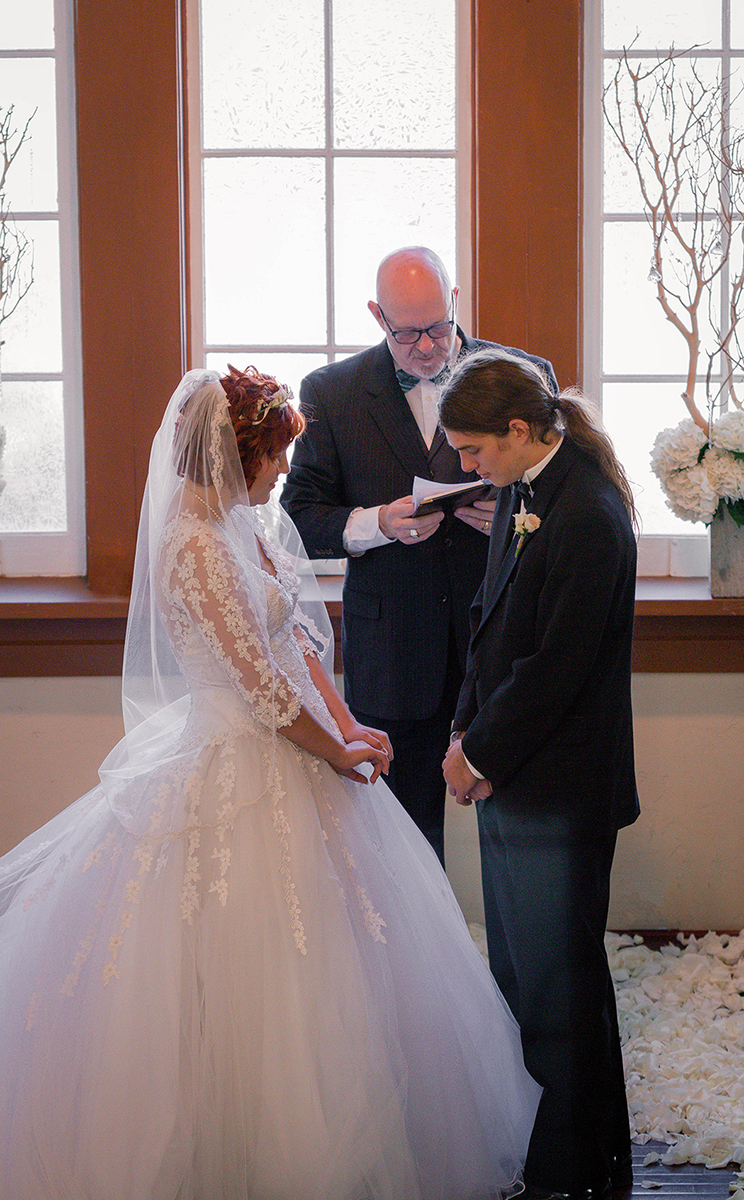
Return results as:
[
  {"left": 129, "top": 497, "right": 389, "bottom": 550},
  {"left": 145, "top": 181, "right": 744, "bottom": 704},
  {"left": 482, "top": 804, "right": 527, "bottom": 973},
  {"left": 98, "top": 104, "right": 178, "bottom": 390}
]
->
[
  {"left": 443, "top": 740, "right": 491, "bottom": 805},
  {"left": 455, "top": 498, "right": 496, "bottom": 536}
]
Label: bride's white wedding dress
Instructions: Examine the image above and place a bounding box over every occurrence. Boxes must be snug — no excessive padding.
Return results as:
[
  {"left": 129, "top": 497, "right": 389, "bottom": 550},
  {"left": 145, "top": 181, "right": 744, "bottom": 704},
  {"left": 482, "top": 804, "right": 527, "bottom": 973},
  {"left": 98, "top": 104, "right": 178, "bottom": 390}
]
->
[{"left": 0, "top": 507, "right": 539, "bottom": 1200}]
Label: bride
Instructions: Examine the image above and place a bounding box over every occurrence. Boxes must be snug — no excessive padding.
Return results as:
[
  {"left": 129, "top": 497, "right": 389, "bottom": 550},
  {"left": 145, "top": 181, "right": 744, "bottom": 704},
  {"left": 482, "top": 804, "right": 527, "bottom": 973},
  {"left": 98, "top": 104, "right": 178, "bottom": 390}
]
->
[{"left": 0, "top": 366, "right": 540, "bottom": 1200}]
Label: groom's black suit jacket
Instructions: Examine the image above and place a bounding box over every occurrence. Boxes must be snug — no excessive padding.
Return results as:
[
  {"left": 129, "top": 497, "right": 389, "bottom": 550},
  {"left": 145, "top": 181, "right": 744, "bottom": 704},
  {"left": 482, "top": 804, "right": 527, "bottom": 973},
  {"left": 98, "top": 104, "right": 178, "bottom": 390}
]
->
[
  {"left": 282, "top": 331, "right": 557, "bottom": 722},
  {"left": 456, "top": 436, "right": 640, "bottom": 834}
]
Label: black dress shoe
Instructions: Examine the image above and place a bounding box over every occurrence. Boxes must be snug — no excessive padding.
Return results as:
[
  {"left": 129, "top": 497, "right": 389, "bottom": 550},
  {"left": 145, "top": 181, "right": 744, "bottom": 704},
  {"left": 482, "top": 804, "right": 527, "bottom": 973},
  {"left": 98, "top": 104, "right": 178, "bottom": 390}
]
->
[{"left": 522, "top": 1181, "right": 612, "bottom": 1200}]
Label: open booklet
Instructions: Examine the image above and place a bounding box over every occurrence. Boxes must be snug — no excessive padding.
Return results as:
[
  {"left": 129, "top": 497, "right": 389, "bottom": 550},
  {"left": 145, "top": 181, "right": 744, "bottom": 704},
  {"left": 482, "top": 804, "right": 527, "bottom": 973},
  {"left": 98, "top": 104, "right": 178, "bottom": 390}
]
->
[{"left": 412, "top": 476, "right": 495, "bottom": 517}]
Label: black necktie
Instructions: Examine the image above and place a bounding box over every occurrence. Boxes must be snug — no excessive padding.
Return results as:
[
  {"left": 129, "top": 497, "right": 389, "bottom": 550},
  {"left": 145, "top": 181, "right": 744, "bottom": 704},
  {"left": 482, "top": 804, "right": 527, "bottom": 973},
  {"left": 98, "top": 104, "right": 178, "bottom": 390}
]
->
[
  {"left": 511, "top": 479, "right": 533, "bottom": 510},
  {"left": 497, "top": 480, "right": 533, "bottom": 562}
]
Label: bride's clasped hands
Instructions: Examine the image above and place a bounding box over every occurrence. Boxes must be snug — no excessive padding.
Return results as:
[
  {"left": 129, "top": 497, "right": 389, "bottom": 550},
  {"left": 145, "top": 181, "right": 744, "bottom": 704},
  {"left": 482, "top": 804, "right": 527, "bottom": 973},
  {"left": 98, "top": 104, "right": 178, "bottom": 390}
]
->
[{"left": 328, "top": 722, "right": 393, "bottom": 785}]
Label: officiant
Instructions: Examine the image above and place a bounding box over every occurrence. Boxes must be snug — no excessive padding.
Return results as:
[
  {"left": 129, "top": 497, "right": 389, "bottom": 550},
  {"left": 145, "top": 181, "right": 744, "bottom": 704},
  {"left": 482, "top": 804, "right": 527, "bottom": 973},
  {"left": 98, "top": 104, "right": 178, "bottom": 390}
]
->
[{"left": 282, "top": 245, "right": 556, "bottom": 864}]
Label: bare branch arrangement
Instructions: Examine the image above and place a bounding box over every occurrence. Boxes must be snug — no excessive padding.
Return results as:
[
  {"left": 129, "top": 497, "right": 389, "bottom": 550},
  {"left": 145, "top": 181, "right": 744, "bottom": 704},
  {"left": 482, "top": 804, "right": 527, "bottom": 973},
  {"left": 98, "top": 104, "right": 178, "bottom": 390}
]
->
[
  {"left": 0, "top": 104, "right": 36, "bottom": 500},
  {"left": 603, "top": 47, "right": 744, "bottom": 532},
  {"left": 603, "top": 46, "right": 744, "bottom": 437},
  {"left": 0, "top": 104, "right": 36, "bottom": 338}
]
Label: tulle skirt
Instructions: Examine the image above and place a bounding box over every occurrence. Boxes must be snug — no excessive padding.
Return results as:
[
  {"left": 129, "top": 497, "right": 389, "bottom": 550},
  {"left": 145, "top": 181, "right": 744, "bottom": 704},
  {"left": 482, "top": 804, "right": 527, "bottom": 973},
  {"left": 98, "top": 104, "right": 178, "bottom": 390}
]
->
[{"left": 0, "top": 719, "right": 540, "bottom": 1200}]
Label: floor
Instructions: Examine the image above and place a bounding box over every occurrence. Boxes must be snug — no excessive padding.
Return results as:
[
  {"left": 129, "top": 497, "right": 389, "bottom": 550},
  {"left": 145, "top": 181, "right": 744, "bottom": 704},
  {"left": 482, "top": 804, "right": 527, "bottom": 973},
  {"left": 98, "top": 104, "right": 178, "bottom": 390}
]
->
[{"left": 627, "top": 1133, "right": 741, "bottom": 1198}]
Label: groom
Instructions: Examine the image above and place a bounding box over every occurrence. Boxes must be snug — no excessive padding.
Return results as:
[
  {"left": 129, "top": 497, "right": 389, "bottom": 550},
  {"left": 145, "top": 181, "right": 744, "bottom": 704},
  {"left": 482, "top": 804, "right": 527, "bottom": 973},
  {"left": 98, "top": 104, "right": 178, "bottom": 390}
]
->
[{"left": 441, "top": 351, "right": 640, "bottom": 1200}]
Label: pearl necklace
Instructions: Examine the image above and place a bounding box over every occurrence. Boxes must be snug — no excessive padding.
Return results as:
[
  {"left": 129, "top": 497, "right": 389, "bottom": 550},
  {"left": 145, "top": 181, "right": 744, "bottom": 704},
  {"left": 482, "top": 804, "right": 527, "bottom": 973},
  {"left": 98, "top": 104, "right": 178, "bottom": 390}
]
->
[{"left": 189, "top": 489, "right": 221, "bottom": 523}]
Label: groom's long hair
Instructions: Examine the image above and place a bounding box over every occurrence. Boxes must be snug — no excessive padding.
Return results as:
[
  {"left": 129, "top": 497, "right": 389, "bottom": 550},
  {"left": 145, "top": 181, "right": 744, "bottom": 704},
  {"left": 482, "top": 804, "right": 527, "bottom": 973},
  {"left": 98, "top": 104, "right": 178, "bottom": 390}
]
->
[{"left": 439, "top": 350, "right": 638, "bottom": 530}]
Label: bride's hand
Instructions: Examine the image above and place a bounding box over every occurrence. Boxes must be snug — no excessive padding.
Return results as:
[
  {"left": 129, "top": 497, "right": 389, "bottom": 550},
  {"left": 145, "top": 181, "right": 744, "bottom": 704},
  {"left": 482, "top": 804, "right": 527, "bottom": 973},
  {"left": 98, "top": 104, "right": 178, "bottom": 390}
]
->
[
  {"left": 330, "top": 739, "right": 390, "bottom": 785},
  {"left": 342, "top": 721, "right": 394, "bottom": 762}
]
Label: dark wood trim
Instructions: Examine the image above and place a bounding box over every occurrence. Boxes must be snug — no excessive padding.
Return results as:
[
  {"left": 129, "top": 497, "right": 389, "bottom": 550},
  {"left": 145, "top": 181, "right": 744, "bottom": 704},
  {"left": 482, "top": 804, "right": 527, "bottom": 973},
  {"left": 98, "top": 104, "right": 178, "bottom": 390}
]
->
[
  {"left": 472, "top": 0, "right": 582, "bottom": 389},
  {"left": 2, "top": 576, "right": 743, "bottom": 677},
  {"left": 633, "top": 579, "right": 744, "bottom": 672},
  {"left": 75, "top": 0, "right": 185, "bottom": 596},
  {"left": 0, "top": 579, "right": 128, "bottom": 676}
]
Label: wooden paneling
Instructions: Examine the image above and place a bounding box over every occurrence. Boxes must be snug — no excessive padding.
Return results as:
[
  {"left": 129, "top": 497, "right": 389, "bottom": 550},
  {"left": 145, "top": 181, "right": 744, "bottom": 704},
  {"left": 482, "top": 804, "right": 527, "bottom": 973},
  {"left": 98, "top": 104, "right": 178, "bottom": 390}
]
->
[
  {"left": 75, "top": 0, "right": 185, "bottom": 595},
  {"left": 633, "top": 580, "right": 744, "bottom": 672},
  {"left": 472, "top": 0, "right": 582, "bottom": 390},
  {"left": 2, "top": 578, "right": 744, "bottom": 676}
]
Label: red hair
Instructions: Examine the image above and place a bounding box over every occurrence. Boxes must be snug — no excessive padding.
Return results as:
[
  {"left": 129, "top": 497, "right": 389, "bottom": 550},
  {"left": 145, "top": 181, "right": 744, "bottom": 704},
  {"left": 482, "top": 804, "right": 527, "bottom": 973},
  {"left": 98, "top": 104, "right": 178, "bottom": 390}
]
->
[{"left": 219, "top": 364, "right": 305, "bottom": 487}]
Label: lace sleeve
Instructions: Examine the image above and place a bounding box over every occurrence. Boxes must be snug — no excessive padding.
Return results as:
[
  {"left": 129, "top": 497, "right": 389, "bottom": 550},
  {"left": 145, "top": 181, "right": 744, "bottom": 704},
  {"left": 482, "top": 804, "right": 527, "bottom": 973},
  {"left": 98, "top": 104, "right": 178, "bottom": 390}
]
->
[
  {"left": 293, "top": 622, "right": 319, "bottom": 658},
  {"left": 165, "top": 522, "right": 303, "bottom": 730}
]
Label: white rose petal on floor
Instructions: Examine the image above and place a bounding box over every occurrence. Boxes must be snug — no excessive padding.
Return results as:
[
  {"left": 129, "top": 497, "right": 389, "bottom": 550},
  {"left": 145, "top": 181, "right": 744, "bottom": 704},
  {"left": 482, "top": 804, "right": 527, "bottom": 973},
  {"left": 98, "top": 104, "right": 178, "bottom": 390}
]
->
[{"left": 606, "top": 931, "right": 744, "bottom": 1169}]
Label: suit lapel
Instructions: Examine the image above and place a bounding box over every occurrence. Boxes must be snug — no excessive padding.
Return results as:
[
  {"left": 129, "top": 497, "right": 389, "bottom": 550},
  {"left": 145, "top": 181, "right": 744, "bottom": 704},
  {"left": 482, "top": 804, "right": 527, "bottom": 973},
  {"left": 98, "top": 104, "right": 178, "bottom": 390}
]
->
[
  {"left": 363, "top": 331, "right": 489, "bottom": 480},
  {"left": 363, "top": 343, "right": 432, "bottom": 480},
  {"left": 425, "top": 331, "right": 485, "bottom": 470},
  {"left": 472, "top": 439, "right": 575, "bottom": 645},
  {"left": 480, "top": 530, "right": 521, "bottom": 622},
  {"left": 427, "top": 426, "right": 448, "bottom": 464}
]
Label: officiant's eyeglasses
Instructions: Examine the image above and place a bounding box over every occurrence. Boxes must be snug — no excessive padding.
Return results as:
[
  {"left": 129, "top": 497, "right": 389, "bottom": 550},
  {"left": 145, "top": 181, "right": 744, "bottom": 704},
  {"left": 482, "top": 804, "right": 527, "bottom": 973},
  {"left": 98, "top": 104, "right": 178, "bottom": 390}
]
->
[{"left": 378, "top": 297, "right": 456, "bottom": 345}]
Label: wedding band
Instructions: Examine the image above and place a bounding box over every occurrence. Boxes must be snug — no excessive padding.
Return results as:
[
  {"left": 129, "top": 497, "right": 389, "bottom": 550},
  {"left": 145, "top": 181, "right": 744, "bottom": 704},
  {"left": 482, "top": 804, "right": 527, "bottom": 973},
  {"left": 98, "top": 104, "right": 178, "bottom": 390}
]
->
[
  {"left": 482, "top": 520, "right": 489, "bottom": 531},
  {"left": 410, "top": 528, "right": 420, "bottom": 539}
]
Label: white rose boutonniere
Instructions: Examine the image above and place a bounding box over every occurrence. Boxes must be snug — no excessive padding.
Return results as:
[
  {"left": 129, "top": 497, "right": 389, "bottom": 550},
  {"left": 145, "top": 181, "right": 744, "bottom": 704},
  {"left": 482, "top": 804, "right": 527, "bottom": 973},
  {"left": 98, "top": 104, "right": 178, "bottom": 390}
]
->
[{"left": 513, "top": 511, "right": 541, "bottom": 557}]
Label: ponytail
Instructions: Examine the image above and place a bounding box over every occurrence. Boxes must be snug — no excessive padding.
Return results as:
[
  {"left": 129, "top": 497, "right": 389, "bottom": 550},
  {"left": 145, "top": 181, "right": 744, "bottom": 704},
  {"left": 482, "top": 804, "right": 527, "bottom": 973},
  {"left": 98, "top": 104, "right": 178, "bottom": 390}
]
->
[{"left": 556, "top": 390, "right": 638, "bottom": 531}]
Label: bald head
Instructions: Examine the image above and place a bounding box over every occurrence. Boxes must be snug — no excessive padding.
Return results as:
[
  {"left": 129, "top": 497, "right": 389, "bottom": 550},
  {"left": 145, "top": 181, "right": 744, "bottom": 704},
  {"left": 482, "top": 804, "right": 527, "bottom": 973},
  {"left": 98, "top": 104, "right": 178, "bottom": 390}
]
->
[
  {"left": 375, "top": 247, "right": 452, "bottom": 308},
  {"left": 369, "top": 247, "right": 459, "bottom": 381}
]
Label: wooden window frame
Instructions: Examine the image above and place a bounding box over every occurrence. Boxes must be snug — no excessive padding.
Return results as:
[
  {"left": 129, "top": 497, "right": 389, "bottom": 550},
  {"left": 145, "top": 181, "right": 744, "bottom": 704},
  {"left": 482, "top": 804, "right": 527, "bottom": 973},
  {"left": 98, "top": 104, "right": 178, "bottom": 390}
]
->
[{"left": 1, "top": 0, "right": 742, "bottom": 678}]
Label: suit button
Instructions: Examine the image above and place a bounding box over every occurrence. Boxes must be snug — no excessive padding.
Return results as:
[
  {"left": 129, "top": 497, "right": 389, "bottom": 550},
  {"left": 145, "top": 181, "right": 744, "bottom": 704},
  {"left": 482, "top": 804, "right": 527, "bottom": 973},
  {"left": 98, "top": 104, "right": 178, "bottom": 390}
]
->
[
  {"left": 441, "top": 595, "right": 448, "bottom": 603},
  {"left": 445, "top": 537, "right": 453, "bottom": 547}
]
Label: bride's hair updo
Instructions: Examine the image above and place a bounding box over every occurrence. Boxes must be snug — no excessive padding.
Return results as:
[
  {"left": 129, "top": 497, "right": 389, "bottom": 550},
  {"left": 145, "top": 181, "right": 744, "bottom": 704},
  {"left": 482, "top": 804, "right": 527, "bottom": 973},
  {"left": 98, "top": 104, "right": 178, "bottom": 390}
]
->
[{"left": 220, "top": 364, "right": 305, "bottom": 487}]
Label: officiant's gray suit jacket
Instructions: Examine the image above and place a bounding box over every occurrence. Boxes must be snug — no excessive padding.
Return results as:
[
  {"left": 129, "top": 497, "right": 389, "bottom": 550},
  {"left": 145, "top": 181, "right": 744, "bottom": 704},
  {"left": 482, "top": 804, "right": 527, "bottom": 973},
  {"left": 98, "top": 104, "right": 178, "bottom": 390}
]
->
[{"left": 281, "top": 331, "right": 557, "bottom": 722}]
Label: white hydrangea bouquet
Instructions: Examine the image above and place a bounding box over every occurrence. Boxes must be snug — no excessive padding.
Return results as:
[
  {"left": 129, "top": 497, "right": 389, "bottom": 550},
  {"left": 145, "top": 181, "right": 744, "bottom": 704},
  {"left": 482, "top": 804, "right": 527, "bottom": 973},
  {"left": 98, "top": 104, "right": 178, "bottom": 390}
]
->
[{"left": 651, "top": 410, "right": 744, "bottom": 527}]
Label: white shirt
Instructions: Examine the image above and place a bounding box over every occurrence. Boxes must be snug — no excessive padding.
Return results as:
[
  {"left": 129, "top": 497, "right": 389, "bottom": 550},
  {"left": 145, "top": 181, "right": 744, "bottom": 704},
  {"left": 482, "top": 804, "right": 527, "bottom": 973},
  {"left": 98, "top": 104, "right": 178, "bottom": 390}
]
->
[{"left": 343, "top": 342, "right": 461, "bottom": 556}]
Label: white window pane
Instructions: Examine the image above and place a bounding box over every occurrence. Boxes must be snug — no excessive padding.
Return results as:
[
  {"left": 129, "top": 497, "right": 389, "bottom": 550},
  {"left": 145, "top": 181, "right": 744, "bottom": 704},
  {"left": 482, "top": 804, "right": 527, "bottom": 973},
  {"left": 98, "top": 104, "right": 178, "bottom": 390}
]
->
[
  {"left": 602, "top": 221, "right": 718, "bottom": 378},
  {"left": 0, "top": 59, "right": 59, "bottom": 212},
  {"left": 732, "top": 10, "right": 744, "bottom": 51},
  {"left": 604, "top": 382, "right": 708, "bottom": 536},
  {"left": 200, "top": 0, "right": 324, "bottom": 149},
  {"left": 729, "top": 60, "right": 744, "bottom": 131},
  {"left": 0, "top": 220, "right": 62, "bottom": 373},
  {"left": 0, "top": 380, "right": 66, "bottom": 532},
  {"left": 603, "top": 1, "right": 721, "bottom": 51},
  {"left": 333, "top": 0, "right": 455, "bottom": 149},
  {"left": 333, "top": 158, "right": 456, "bottom": 345},
  {"left": 0, "top": 0, "right": 54, "bottom": 50},
  {"left": 204, "top": 351, "right": 327, "bottom": 402},
  {"left": 203, "top": 158, "right": 326, "bottom": 345},
  {"left": 602, "top": 57, "right": 720, "bottom": 215}
]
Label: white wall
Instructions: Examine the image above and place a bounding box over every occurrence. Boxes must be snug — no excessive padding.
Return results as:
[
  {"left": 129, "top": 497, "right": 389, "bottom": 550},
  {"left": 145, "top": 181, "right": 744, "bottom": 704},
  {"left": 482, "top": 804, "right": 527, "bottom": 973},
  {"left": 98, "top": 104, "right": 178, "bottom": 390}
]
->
[
  {"left": 2, "top": 674, "right": 743, "bottom": 931},
  {"left": 611, "top": 673, "right": 744, "bottom": 932},
  {"left": 0, "top": 677, "right": 124, "bottom": 853}
]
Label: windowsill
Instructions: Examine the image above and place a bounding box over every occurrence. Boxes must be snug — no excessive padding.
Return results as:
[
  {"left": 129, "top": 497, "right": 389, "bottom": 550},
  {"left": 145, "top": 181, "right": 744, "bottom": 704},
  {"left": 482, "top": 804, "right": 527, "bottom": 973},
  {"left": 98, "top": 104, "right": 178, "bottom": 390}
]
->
[
  {"left": 0, "top": 576, "right": 130, "bottom": 619},
  {"left": 632, "top": 577, "right": 744, "bottom": 672},
  {"left": 635, "top": 576, "right": 744, "bottom": 615},
  {"left": 0, "top": 577, "right": 129, "bottom": 677},
  {"left": 1, "top": 575, "right": 743, "bottom": 676}
]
